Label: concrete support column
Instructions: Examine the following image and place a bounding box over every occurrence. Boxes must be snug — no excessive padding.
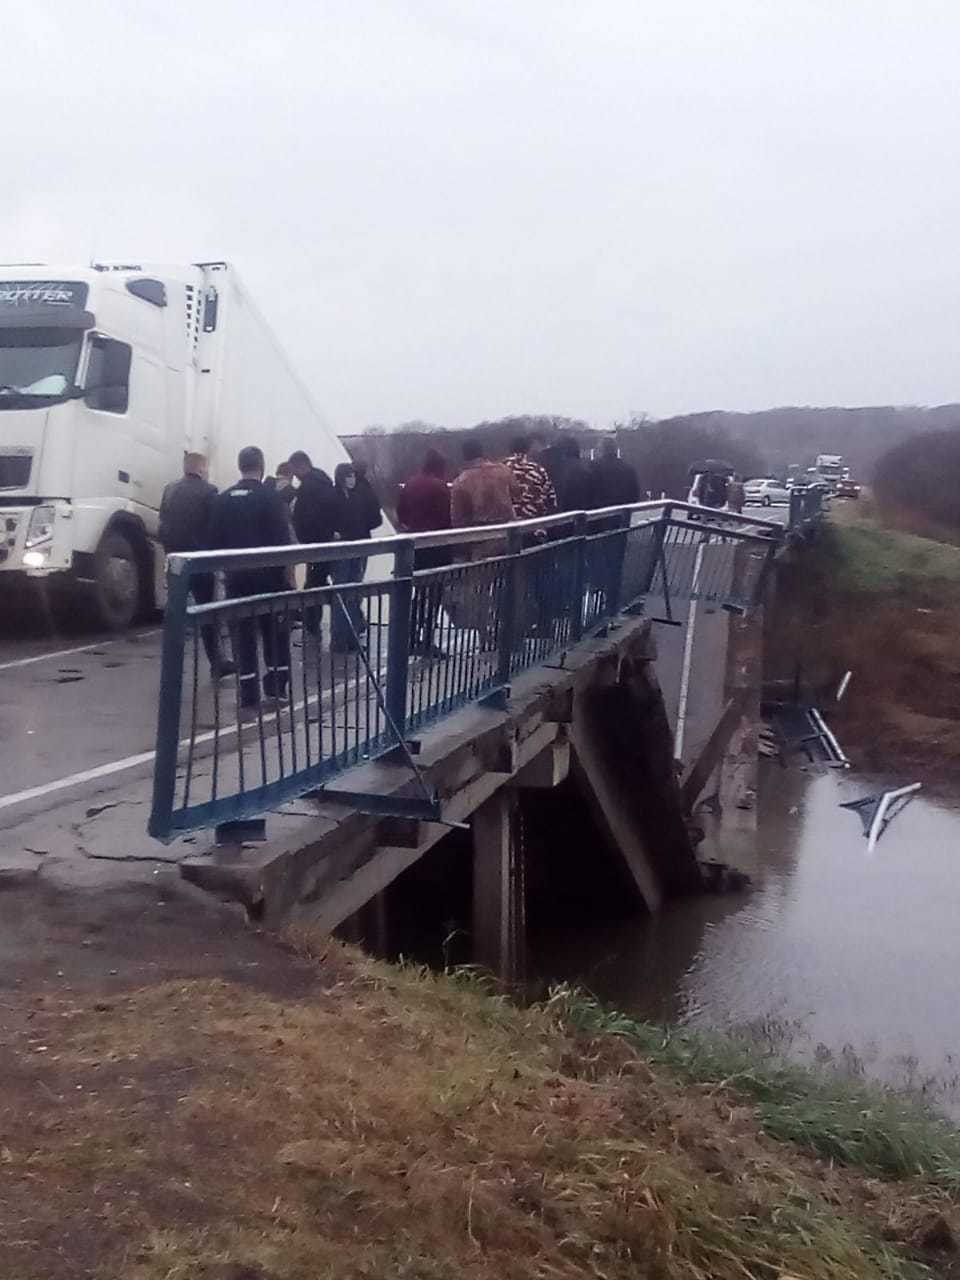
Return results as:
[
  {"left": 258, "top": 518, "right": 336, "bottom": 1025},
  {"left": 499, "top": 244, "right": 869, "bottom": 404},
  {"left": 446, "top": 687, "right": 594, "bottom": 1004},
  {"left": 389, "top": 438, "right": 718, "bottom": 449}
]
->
[{"left": 472, "top": 790, "right": 525, "bottom": 987}]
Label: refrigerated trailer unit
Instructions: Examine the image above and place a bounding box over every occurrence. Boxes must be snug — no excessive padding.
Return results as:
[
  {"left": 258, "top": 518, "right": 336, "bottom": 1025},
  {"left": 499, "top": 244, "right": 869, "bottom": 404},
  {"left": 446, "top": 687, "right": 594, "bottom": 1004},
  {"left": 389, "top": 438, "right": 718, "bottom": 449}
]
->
[{"left": 0, "top": 262, "right": 356, "bottom": 627}]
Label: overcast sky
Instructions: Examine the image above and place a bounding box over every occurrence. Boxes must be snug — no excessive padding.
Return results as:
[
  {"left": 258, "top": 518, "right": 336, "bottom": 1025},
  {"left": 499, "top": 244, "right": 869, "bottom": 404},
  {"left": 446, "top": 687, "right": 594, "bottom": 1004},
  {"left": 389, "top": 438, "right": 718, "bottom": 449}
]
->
[{"left": 5, "top": 1, "right": 959, "bottom": 430}]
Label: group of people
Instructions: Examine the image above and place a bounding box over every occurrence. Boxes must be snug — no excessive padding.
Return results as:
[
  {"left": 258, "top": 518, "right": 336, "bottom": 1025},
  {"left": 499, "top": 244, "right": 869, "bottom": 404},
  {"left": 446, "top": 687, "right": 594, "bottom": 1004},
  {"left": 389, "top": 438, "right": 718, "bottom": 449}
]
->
[
  {"left": 689, "top": 470, "right": 746, "bottom": 513},
  {"left": 397, "top": 432, "right": 640, "bottom": 538},
  {"left": 395, "top": 432, "right": 640, "bottom": 653},
  {"left": 159, "top": 446, "right": 382, "bottom": 711},
  {"left": 158, "top": 431, "right": 641, "bottom": 708}
]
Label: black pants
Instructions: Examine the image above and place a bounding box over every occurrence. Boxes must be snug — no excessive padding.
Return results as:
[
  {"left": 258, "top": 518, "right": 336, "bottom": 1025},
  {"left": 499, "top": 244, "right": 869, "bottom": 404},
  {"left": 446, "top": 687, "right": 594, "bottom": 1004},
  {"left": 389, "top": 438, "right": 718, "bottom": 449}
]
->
[
  {"left": 330, "top": 557, "right": 368, "bottom": 651},
  {"left": 227, "top": 572, "right": 290, "bottom": 706},
  {"left": 303, "top": 561, "right": 331, "bottom": 636},
  {"left": 190, "top": 572, "right": 224, "bottom": 671},
  {"left": 411, "top": 546, "right": 450, "bottom": 651}
]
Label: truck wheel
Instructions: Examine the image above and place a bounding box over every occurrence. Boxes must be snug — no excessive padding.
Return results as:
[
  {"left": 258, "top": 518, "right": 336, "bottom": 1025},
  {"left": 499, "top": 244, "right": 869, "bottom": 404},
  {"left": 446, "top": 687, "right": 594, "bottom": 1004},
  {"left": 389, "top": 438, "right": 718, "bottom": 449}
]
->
[{"left": 90, "top": 530, "right": 141, "bottom": 630}]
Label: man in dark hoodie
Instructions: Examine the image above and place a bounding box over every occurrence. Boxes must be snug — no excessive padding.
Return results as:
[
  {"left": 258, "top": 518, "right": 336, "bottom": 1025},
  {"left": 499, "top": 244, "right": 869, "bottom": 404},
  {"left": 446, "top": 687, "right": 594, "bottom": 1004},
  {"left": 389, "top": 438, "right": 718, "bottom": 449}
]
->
[{"left": 288, "top": 450, "right": 339, "bottom": 634}]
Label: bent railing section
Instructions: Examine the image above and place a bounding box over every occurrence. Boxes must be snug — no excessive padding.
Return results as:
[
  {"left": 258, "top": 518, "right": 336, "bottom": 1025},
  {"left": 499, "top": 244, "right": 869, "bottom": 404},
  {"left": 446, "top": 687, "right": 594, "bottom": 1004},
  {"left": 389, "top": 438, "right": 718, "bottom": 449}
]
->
[
  {"left": 149, "top": 501, "right": 781, "bottom": 840},
  {"left": 787, "top": 484, "right": 827, "bottom": 534}
]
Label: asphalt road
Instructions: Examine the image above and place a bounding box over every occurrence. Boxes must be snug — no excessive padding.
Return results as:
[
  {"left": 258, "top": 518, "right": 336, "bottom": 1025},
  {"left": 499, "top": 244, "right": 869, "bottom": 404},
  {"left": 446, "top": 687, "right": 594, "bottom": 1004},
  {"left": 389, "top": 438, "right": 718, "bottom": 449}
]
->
[{"left": 0, "top": 625, "right": 164, "bottom": 804}]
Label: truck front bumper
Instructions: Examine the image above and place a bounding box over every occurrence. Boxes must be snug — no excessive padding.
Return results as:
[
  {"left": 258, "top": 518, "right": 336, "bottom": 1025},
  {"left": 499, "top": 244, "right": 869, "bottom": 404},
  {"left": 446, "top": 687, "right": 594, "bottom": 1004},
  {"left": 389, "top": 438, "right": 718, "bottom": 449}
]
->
[{"left": 0, "top": 503, "right": 73, "bottom": 576}]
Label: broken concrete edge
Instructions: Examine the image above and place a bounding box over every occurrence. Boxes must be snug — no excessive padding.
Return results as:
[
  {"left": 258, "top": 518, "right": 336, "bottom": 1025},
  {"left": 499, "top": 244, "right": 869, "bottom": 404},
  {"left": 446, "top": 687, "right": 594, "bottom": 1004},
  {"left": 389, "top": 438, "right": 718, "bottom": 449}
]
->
[{"left": 181, "top": 617, "right": 661, "bottom": 930}]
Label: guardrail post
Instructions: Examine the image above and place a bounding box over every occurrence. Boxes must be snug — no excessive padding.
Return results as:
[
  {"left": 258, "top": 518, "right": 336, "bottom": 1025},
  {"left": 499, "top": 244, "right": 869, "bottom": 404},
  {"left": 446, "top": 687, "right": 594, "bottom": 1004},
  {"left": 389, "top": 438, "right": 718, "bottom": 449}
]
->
[
  {"left": 753, "top": 535, "right": 779, "bottom": 605},
  {"left": 386, "top": 540, "right": 415, "bottom": 742},
  {"left": 569, "top": 513, "right": 588, "bottom": 643},
  {"left": 605, "top": 510, "right": 630, "bottom": 620},
  {"left": 788, "top": 489, "right": 802, "bottom": 530},
  {"left": 647, "top": 513, "right": 668, "bottom": 594},
  {"left": 496, "top": 528, "right": 523, "bottom": 688},
  {"left": 148, "top": 559, "right": 191, "bottom": 840}
]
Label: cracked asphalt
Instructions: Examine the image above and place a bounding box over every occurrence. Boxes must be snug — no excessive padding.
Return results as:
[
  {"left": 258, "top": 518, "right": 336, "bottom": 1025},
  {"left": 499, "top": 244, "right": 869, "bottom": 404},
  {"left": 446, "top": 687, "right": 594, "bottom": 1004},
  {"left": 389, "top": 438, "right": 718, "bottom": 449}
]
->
[{"left": 0, "top": 608, "right": 227, "bottom": 988}]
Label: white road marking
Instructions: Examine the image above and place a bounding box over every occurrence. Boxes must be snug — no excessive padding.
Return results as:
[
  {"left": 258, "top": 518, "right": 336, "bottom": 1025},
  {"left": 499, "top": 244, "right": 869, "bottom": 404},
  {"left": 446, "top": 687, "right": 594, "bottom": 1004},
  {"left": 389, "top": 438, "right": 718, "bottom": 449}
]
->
[
  {"left": 0, "top": 628, "right": 162, "bottom": 672},
  {"left": 0, "top": 660, "right": 390, "bottom": 816},
  {"left": 673, "top": 541, "right": 705, "bottom": 761},
  {"left": 0, "top": 751, "right": 158, "bottom": 812}
]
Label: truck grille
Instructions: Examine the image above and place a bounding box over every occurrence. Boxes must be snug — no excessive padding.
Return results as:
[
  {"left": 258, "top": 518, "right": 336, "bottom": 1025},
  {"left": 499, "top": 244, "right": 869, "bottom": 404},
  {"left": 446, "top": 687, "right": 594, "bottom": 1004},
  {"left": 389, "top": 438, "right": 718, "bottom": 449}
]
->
[{"left": 0, "top": 455, "right": 31, "bottom": 489}]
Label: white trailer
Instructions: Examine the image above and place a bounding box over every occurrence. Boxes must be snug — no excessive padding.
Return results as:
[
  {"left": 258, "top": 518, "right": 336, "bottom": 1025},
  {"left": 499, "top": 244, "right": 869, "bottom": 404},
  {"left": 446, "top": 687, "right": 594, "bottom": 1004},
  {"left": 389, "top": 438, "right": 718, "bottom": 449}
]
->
[
  {"left": 814, "top": 454, "right": 846, "bottom": 488},
  {"left": 0, "top": 261, "right": 357, "bottom": 627}
]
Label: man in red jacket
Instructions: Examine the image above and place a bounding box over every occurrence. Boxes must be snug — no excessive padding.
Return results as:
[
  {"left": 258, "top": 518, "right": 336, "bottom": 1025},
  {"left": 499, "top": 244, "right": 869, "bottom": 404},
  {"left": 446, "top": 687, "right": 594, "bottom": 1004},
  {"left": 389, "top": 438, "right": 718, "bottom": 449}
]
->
[{"left": 397, "top": 449, "right": 452, "bottom": 654}]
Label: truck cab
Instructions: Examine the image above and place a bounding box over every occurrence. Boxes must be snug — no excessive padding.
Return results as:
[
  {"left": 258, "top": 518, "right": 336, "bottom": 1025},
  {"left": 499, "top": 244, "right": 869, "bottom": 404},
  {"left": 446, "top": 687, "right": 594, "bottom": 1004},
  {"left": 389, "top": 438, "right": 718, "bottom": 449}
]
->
[{"left": 0, "top": 266, "right": 208, "bottom": 627}]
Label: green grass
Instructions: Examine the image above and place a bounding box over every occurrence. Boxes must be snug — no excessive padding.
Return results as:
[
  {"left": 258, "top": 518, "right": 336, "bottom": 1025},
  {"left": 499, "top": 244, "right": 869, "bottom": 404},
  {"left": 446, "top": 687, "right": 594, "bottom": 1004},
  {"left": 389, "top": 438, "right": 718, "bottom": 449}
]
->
[
  {"left": 819, "top": 514, "right": 960, "bottom": 598},
  {"left": 551, "top": 987, "right": 960, "bottom": 1192}
]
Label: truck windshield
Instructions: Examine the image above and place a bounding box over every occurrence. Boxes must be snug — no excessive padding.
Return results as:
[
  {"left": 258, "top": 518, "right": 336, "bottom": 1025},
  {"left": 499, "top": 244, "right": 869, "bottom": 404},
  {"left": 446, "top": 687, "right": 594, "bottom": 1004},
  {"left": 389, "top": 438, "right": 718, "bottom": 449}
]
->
[{"left": 0, "top": 327, "right": 83, "bottom": 409}]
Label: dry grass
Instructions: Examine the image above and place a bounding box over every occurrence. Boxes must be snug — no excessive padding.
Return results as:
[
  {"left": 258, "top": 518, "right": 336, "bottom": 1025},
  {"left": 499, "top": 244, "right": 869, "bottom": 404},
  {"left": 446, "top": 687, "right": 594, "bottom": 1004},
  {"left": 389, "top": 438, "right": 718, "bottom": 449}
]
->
[
  {"left": 769, "top": 511, "right": 960, "bottom": 782},
  {"left": 1, "top": 940, "right": 957, "bottom": 1280}
]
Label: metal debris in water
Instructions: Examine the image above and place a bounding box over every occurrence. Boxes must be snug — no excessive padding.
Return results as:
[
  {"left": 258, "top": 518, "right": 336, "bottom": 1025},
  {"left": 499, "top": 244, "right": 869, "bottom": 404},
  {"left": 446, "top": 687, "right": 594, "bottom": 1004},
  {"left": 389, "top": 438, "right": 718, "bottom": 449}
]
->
[
  {"left": 840, "top": 782, "right": 922, "bottom": 853},
  {"left": 765, "top": 703, "right": 849, "bottom": 768}
]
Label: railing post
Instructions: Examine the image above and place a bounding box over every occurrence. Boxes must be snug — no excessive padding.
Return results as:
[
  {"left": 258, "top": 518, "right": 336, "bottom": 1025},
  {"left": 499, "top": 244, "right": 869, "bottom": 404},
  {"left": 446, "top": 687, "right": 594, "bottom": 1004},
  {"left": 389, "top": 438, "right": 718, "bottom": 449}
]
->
[
  {"left": 605, "top": 510, "right": 630, "bottom": 620},
  {"left": 386, "top": 540, "right": 415, "bottom": 742},
  {"left": 647, "top": 514, "right": 667, "bottom": 594},
  {"left": 148, "top": 559, "right": 191, "bottom": 840},
  {"left": 753, "top": 535, "right": 779, "bottom": 605},
  {"left": 569, "top": 513, "right": 588, "bottom": 643},
  {"left": 496, "top": 528, "right": 523, "bottom": 688}
]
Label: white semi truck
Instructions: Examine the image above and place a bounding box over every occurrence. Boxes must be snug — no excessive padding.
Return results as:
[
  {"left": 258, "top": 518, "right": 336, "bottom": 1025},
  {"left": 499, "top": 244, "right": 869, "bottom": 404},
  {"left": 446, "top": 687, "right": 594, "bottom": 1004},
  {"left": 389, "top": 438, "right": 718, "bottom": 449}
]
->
[
  {"left": 0, "top": 261, "right": 356, "bottom": 628},
  {"left": 813, "top": 454, "right": 847, "bottom": 490}
]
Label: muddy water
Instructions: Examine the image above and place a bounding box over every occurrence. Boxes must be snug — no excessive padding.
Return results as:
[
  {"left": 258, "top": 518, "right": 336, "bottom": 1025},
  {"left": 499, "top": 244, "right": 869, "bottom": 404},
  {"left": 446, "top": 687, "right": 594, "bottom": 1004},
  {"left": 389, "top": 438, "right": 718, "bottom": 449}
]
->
[{"left": 535, "top": 762, "right": 960, "bottom": 1113}]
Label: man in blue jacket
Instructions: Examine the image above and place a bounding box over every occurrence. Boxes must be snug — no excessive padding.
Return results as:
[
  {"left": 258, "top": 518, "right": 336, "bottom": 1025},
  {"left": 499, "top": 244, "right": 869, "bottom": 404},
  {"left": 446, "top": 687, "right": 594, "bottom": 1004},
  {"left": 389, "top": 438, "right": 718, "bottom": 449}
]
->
[{"left": 207, "top": 446, "right": 293, "bottom": 709}]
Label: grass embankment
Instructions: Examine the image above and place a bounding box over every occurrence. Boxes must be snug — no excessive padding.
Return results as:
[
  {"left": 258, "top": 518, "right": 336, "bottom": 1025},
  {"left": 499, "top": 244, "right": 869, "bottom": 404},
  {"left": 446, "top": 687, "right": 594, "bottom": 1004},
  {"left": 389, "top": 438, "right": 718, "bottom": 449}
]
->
[
  {"left": 770, "top": 504, "right": 960, "bottom": 781},
  {"left": 5, "top": 938, "right": 960, "bottom": 1280}
]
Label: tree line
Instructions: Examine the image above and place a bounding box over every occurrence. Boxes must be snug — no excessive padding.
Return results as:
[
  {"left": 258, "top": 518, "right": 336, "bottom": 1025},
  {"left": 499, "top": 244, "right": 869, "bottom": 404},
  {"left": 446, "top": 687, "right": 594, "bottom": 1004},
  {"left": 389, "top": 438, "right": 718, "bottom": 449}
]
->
[
  {"left": 872, "top": 428, "right": 960, "bottom": 537},
  {"left": 344, "top": 404, "right": 960, "bottom": 517}
]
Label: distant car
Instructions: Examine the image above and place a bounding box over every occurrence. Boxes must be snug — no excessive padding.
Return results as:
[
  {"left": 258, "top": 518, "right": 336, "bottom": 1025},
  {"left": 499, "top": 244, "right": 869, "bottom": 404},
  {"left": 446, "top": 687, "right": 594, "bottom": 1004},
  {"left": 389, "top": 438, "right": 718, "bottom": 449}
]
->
[
  {"left": 686, "top": 471, "right": 733, "bottom": 514},
  {"left": 835, "top": 478, "right": 861, "bottom": 499},
  {"left": 744, "top": 477, "right": 790, "bottom": 507}
]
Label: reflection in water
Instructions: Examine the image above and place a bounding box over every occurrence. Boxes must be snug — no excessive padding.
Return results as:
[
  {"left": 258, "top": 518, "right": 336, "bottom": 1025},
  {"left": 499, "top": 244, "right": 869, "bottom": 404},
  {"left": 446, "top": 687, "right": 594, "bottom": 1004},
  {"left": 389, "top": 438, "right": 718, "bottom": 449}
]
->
[{"left": 532, "top": 762, "right": 960, "bottom": 1113}]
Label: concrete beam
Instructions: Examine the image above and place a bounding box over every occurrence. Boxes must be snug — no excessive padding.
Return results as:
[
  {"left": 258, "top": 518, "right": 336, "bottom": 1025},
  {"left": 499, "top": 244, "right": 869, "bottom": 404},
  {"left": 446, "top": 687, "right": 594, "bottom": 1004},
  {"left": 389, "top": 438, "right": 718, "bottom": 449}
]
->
[
  {"left": 570, "top": 719, "right": 663, "bottom": 913},
  {"left": 568, "top": 652, "right": 702, "bottom": 911},
  {"left": 680, "top": 693, "right": 748, "bottom": 815},
  {"left": 511, "top": 736, "right": 570, "bottom": 790},
  {"left": 472, "top": 790, "right": 524, "bottom": 987}
]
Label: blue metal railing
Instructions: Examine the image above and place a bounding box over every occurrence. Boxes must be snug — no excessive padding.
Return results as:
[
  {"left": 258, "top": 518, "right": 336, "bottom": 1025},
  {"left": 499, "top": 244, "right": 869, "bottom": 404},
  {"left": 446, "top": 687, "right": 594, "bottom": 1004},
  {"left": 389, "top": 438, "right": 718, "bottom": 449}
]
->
[{"left": 148, "top": 500, "right": 781, "bottom": 840}]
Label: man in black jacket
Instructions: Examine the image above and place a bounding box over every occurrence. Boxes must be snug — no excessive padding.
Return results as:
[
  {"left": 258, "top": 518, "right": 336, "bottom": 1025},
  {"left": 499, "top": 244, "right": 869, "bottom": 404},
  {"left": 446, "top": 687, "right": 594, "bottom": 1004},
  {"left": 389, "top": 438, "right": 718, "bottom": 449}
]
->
[
  {"left": 159, "top": 452, "right": 233, "bottom": 677},
  {"left": 288, "top": 450, "right": 339, "bottom": 635},
  {"left": 541, "top": 436, "right": 594, "bottom": 512},
  {"left": 352, "top": 459, "right": 383, "bottom": 537},
  {"left": 207, "top": 446, "right": 293, "bottom": 708},
  {"left": 590, "top": 439, "right": 640, "bottom": 508}
]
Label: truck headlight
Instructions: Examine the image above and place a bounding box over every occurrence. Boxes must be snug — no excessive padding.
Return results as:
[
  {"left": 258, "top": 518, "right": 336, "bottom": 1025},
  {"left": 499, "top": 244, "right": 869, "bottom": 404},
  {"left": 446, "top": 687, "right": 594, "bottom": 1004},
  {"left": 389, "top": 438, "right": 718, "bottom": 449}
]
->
[{"left": 25, "top": 505, "right": 56, "bottom": 549}]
